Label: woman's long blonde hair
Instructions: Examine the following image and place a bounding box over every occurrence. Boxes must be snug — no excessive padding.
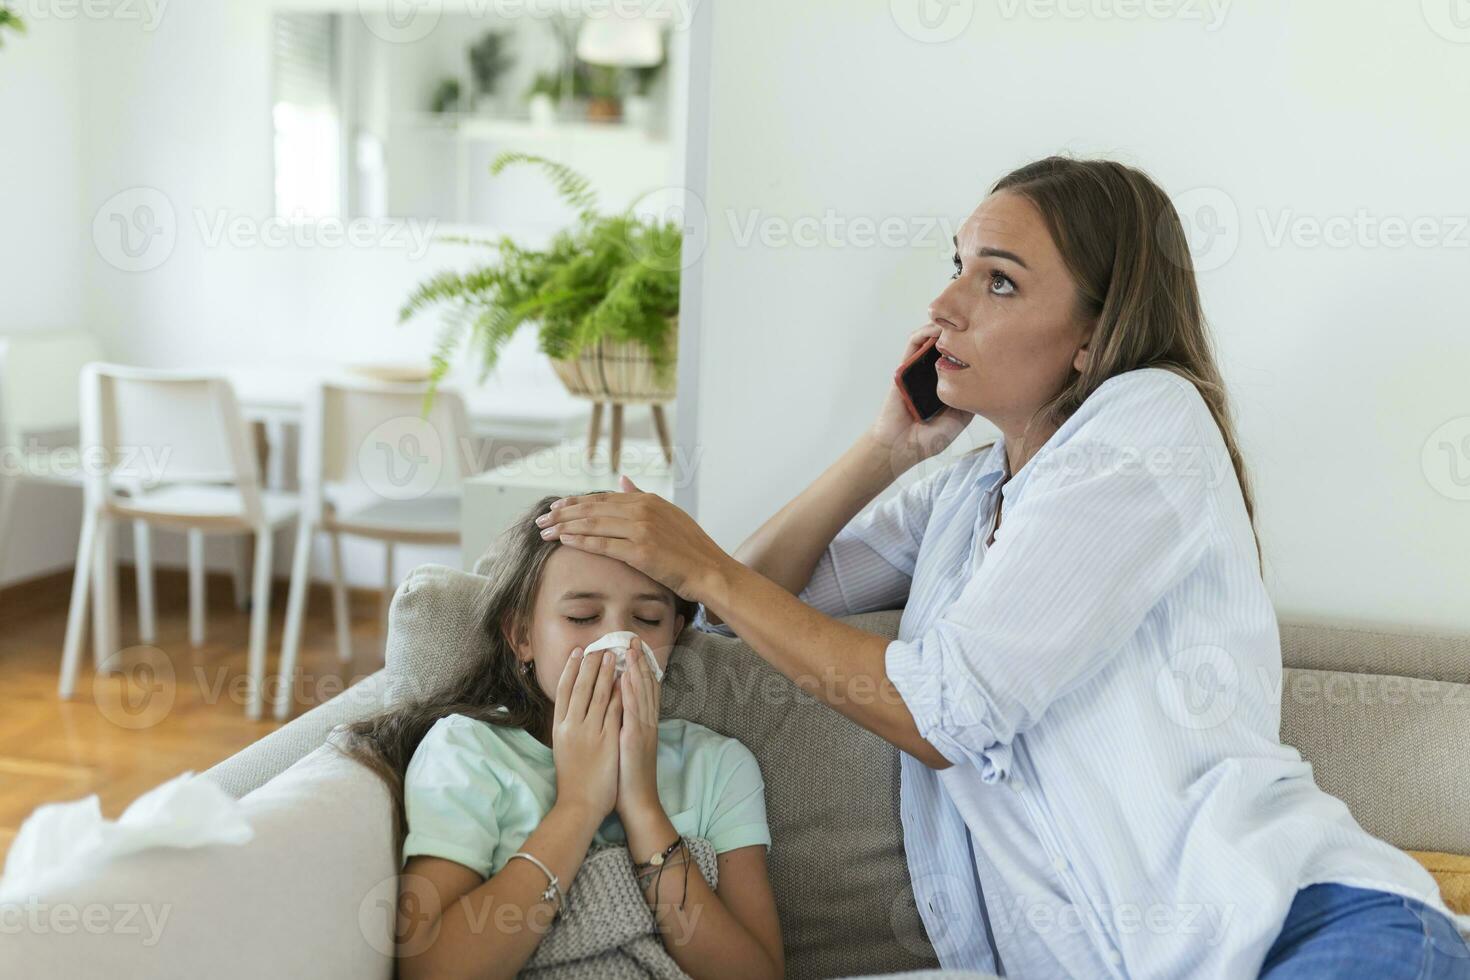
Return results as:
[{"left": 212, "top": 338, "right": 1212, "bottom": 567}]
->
[{"left": 989, "top": 155, "right": 1260, "bottom": 567}]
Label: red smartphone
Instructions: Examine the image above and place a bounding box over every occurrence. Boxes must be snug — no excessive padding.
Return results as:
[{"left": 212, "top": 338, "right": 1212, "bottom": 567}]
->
[{"left": 893, "top": 336, "right": 945, "bottom": 423}]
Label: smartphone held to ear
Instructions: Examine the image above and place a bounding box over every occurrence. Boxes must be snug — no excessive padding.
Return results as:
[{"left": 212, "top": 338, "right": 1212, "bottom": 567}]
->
[{"left": 893, "top": 337, "right": 946, "bottom": 423}]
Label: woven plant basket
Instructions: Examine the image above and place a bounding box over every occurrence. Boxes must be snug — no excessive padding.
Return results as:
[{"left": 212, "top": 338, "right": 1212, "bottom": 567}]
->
[{"left": 549, "top": 325, "right": 677, "bottom": 404}]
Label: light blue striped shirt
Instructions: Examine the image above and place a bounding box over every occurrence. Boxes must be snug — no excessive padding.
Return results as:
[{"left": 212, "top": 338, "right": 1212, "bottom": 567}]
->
[{"left": 696, "top": 367, "right": 1470, "bottom": 978}]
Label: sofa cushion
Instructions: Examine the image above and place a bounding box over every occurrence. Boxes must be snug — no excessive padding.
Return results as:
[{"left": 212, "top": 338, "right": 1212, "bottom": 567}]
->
[
  {"left": 1, "top": 740, "right": 397, "bottom": 980},
  {"left": 1278, "top": 667, "right": 1470, "bottom": 854}
]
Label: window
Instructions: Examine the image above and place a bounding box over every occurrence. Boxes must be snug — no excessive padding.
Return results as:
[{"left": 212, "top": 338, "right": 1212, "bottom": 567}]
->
[{"left": 272, "top": 12, "right": 342, "bottom": 219}]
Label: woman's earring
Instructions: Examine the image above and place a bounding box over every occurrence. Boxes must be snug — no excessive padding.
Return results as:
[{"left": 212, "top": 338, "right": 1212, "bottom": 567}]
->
[{"left": 520, "top": 661, "right": 534, "bottom": 676}]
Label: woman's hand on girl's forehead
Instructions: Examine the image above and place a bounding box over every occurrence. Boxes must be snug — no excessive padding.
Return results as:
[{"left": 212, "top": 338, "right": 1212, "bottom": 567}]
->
[{"left": 535, "top": 475, "right": 735, "bottom": 605}]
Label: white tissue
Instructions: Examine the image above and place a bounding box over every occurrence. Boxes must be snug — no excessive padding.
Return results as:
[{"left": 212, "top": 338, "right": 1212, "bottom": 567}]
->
[
  {"left": 0, "top": 770, "right": 255, "bottom": 901},
  {"left": 583, "top": 630, "right": 664, "bottom": 683}
]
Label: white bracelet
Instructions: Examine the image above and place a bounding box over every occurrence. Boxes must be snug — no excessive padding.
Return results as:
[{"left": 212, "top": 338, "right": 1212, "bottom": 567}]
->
[{"left": 508, "top": 851, "right": 567, "bottom": 917}]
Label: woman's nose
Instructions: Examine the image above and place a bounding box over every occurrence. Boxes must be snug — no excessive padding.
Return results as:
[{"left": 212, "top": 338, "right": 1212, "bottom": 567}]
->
[{"left": 928, "top": 283, "right": 968, "bottom": 332}]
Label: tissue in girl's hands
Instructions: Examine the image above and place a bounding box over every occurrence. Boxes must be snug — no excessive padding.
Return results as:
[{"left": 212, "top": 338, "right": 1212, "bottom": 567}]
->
[
  {"left": 0, "top": 770, "right": 254, "bottom": 901},
  {"left": 583, "top": 630, "right": 664, "bottom": 682}
]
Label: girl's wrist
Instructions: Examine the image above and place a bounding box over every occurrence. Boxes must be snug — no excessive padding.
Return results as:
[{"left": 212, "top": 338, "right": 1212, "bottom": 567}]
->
[
  {"left": 617, "top": 790, "right": 666, "bottom": 828},
  {"left": 551, "top": 797, "right": 607, "bottom": 838}
]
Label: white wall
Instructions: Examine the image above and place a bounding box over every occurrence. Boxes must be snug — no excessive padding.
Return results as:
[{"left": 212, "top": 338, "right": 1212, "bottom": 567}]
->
[
  {"left": 676, "top": 0, "right": 1470, "bottom": 632},
  {"left": 0, "top": 16, "right": 89, "bottom": 584}
]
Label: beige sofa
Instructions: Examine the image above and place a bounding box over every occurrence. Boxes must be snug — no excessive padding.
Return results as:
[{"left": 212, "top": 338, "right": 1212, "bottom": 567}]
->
[{"left": 4, "top": 562, "right": 1467, "bottom": 979}]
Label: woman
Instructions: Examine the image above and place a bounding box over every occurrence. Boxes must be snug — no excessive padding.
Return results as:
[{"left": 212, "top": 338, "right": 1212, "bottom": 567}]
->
[{"left": 536, "top": 157, "right": 1470, "bottom": 978}]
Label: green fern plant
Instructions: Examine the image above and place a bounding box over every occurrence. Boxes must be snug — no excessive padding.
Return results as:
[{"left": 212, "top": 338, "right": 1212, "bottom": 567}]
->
[{"left": 401, "top": 152, "right": 682, "bottom": 416}]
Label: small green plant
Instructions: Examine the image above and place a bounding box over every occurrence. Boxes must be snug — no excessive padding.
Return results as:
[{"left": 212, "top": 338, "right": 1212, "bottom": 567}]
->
[
  {"left": 400, "top": 153, "right": 682, "bottom": 413},
  {"left": 429, "top": 77, "right": 462, "bottom": 114},
  {"left": 0, "top": 4, "right": 27, "bottom": 47},
  {"left": 468, "top": 30, "right": 515, "bottom": 98}
]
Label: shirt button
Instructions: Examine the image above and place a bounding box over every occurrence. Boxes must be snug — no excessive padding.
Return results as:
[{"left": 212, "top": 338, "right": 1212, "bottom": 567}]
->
[
  {"left": 1105, "top": 949, "right": 1123, "bottom": 967},
  {"left": 1052, "top": 855, "right": 1068, "bottom": 873},
  {"left": 1010, "top": 776, "right": 1024, "bottom": 792}
]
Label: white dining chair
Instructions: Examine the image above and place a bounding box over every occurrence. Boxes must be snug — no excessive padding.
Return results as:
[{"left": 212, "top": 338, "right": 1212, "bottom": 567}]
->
[
  {"left": 59, "top": 363, "right": 302, "bottom": 719},
  {"left": 0, "top": 332, "right": 162, "bottom": 663},
  {"left": 274, "top": 378, "right": 474, "bottom": 719}
]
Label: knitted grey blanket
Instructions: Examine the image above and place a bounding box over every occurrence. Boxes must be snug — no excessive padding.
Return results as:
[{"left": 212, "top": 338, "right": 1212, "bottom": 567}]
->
[{"left": 520, "top": 835, "right": 719, "bottom": 980}]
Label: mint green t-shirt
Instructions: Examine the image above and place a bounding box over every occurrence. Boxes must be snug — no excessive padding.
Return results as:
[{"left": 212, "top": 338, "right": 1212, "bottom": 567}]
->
[{"left": 400, "top": 712, "right": 771, "bottom": 878}]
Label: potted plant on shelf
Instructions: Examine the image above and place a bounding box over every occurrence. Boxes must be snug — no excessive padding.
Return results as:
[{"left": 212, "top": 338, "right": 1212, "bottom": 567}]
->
[
  {"left": 584, "top": 64, "right": 622, "bottom": 123},
  {"left": 399, "top": 152, "right": 683, "bottom": 469},
  {"left": 468, "top": 29, "right": 515, "bottom": 115}
]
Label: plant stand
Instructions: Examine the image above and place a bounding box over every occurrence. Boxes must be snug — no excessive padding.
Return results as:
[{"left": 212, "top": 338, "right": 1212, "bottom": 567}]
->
[{"left": 585, "top": 401, "right": 672, "bottom": 471}]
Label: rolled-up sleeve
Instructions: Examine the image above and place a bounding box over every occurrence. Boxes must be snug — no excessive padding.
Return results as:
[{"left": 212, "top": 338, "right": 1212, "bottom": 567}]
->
[{"left": 886, "top": 382, "right": 1214, "bottom": 779}]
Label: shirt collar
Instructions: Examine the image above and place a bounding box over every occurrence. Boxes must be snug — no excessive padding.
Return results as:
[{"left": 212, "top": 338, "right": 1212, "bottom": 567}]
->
[{"left": 973, "top": 435, "right": 1009, "bottom": 492}]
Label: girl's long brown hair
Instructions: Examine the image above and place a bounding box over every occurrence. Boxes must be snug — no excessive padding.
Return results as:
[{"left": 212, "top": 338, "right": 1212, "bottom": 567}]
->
[
  {"left": 987, "top": 155, "right": 1261, "bottom": 567},
  {"left": 332, "top": 493, "right": 697, "bottom": 851}
]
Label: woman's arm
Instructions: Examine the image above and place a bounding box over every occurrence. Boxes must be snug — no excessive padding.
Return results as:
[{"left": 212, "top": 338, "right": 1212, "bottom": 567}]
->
[
  {"left": 701, "top": 560, "right": 952, "bottom": 770},
  {"left": 729, "top": 433, "right": 904, "bottom": 596},
  {"left": 701, "top": 434, "right": 907, "bottom": 628},
  {"left": 702, "top": 324, "right": 975, "bottom": 624}
]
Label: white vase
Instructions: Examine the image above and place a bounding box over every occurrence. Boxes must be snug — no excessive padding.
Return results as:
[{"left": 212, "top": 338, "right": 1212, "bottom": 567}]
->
[{"left": 623, "top": 94, "right": 652, "bottom": 132}]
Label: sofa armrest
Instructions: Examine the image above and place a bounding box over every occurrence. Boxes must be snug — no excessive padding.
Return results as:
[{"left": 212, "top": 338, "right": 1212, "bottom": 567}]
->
[{"left": 203, "top": 670, "right": 395, "bottom": 799}]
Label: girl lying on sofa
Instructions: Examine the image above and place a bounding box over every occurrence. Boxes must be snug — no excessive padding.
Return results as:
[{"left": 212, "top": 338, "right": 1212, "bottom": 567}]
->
[{"left": 337, "top": 494, "right": 784, "bottom": 980}]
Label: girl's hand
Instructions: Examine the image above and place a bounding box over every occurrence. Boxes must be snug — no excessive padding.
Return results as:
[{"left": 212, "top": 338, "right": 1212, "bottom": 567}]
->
[
  {"left": 536, "top": 476, "right": 732, "bottom": 603},
  {"left": 551, "top": 646, "right": 623, "bottom": 820},
  {"left": 867, "top": 323, "right": 975, "bottom": 471},
  {"left": 614, "top": 643, "right": 663, "bottom": 826}
]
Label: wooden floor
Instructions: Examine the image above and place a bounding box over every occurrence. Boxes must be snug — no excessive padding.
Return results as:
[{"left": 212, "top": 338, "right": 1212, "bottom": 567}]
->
[{"left": 0, "top": 565, "right": 386, "bottom": 866}]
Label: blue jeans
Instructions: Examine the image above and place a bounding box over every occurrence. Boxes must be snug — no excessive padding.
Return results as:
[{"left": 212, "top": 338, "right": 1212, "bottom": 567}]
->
[{"left": 1261, "top": 883, "right": 1470, "bottom": 979}]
